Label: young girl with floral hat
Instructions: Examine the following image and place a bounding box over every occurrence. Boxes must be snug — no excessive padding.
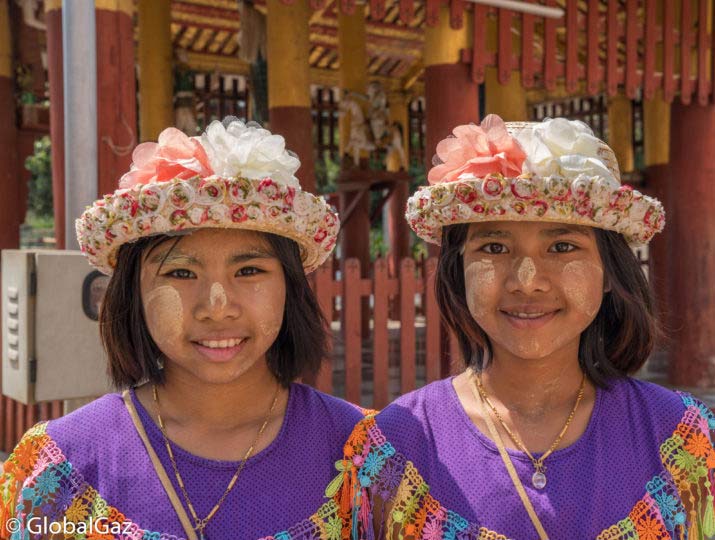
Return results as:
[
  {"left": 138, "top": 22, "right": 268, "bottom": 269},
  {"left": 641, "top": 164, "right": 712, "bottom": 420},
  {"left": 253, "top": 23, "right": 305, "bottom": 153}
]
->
[
  {"left": 0, "top": 118, "right": 364, "bottom": 540},
  {"left": 343, "top": 115, "right": 715, "bottom": 539}
]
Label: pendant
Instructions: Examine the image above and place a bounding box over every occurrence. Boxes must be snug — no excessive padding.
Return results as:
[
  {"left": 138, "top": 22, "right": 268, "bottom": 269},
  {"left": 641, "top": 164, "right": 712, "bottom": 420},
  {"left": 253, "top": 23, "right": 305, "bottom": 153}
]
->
[{"left": 532, "top": 471, "right": 546, "bottom": 489}]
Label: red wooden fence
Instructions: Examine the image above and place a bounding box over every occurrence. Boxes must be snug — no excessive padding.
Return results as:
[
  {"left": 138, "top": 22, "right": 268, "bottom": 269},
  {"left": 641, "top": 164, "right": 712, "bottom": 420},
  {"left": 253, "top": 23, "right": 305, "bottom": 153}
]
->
[{"left": 309, "top": 256, "right": 455, "bottom": 409}]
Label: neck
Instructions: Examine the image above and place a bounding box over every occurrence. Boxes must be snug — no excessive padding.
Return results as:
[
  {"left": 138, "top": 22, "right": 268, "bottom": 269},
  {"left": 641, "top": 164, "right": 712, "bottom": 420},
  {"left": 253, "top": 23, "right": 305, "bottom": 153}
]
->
[
  {"left": 153, "top": 362, "right": 283, "bottom": 433},
  {"left": 480, "top": 338, "right": 585, "bottom": 420}
]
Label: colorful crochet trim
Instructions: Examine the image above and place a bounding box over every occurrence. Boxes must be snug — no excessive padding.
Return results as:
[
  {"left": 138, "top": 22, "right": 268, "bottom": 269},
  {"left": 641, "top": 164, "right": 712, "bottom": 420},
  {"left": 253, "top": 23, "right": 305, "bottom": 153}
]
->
[
  {"left": 0, "top": 422, "right": 182, "bottom": 540},
  {"left": 345, "top": 393, "right": 715, "bottom": 540},
  {"left": 0, "top": 422, "right": 358, "bottom": 540}
]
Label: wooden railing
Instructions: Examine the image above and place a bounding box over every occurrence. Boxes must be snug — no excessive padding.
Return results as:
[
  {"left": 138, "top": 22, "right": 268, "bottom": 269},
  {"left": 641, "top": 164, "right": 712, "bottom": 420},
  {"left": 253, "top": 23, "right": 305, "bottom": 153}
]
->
[{"left": 309, "top": 256, "right": 456, "bottom": 409}]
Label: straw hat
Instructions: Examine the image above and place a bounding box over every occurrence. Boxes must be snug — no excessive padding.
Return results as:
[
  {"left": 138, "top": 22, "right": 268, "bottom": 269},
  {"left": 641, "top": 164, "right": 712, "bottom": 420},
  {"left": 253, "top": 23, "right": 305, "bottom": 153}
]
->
[
  {"left": 406, "top": 115, "right": 664, "bottom": 245},
  {"left": 76, "top": 117, "right": 339, "bottom": 275}
]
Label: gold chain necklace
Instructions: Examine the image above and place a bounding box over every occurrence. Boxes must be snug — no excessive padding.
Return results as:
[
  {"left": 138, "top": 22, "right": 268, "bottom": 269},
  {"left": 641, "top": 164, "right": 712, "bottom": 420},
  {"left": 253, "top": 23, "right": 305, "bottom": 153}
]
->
[
  {"left": 475, "top": 372, "right": 585, "bottom": 490},
  {"left": 152, "top": 384, "right": 280, "bottom": 540}
]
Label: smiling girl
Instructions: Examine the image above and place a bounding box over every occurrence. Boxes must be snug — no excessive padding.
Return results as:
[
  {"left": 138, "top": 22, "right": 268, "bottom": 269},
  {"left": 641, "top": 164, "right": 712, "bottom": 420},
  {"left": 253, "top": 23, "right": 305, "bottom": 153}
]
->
[
  {"left": 0, "top": 119, "right": 363, "bottom": 540},
  {"left": 345, "top": 116, "right": 715, "bottom": 539}
]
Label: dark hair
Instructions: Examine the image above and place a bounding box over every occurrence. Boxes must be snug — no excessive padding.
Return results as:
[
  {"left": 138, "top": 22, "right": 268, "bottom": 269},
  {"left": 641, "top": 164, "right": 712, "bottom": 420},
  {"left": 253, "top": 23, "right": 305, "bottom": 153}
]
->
[
  {"left": 99, "top": 231, "right": 329, "bottom": 389},
  {"left": 435, "top": 223, "right": 659, "bottom": 387}
]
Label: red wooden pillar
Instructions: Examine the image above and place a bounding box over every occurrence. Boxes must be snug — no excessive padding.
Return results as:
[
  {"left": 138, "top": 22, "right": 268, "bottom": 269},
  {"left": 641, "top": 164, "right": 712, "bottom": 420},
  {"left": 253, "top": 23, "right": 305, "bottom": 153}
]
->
[
  {"left": 96, "top": 1, "right": 136, "bottom": 197},
  {"left": 0, "top": 0, "right": 17, "bottom": 453},
  {"left": 0, "top": 0, "right": 20, "bottom": 252},
  {"left": 667, "top": 101, "right": 715, "bottom": 388},
  {"left": 424, "top": 5, "right": 479, "bottom": 256},
  {"left": 45, "top": 0, "right": 65, "bottom": 249},
  {"left": 424, "top": 5, "right": 478, "bottom": 375}
]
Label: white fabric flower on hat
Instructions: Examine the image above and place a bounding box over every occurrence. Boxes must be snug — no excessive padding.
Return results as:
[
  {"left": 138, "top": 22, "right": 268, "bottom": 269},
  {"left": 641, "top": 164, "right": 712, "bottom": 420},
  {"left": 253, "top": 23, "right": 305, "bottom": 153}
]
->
[
  {"left": 515, "top": 118, "right": 617, "bottom": 183},
  {"left": 200, "top": 118, "right": 301, "bottom": 187}
]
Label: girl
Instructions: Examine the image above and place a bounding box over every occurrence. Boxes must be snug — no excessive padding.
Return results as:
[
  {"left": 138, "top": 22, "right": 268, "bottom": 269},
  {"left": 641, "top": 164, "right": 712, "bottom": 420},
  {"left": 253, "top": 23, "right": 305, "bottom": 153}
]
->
[
  {"left": 0, "top": 119, "right": 364, "bottom": 540},
  {"left": 345, "top": 115, "right": 715, "bottom": 539}
]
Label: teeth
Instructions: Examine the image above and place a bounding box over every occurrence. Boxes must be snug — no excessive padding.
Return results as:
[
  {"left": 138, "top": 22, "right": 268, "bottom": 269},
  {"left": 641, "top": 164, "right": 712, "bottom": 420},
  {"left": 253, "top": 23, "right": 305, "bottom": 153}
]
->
[
  {"left": 506, "top": 312, "right": 547, "bottom": 319},
  {"left": 198, "top": 338, "right": 243, "bottom": 349}
]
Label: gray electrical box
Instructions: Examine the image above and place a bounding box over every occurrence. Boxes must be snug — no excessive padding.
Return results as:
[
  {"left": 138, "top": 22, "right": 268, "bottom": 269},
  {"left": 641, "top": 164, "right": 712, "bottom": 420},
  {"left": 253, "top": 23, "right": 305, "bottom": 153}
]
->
[{"left": 1, "top": 250, "right": 113, "bottom": 404}]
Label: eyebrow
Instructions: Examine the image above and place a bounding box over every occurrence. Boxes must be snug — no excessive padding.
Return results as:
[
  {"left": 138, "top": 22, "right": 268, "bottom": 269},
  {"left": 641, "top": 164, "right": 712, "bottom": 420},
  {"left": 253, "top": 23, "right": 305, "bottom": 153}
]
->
[
  {"left": 541, "top": 226, "right": 592, "bottom": 238},
  {"left": 148, "top": 248, "right": 275, "bottom": 267},
  {"left": 228, "top": 249, "right": 275, "bottom": 264},
  {"left": 467, "top": 229, "right": 511, "bottom": 242},
  {"left": 148, "top": 251, "right": 201, "bottom": 266},
  {"left": 466, "top": 225, "right": 591, "bottom": 243}
]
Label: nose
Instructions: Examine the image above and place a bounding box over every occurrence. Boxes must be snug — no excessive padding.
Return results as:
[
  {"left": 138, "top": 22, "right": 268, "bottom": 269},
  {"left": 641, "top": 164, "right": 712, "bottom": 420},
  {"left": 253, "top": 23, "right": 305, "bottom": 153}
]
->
[
  {"left": 194, "top": 281, "right": 242, "bottom": 321},
  {"left": 505, "top": 256, "right": 551, "bottom": 294}
]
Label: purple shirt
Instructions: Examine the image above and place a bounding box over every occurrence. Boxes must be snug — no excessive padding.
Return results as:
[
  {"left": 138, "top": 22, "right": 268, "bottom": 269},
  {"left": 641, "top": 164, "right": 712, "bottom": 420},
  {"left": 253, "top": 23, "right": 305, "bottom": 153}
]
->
[
  {"left": 364, "top": 376, "right": 714, "bottom": 539},
  {"left": 32, "top": 382, "right": 363, "bottom": 539}
]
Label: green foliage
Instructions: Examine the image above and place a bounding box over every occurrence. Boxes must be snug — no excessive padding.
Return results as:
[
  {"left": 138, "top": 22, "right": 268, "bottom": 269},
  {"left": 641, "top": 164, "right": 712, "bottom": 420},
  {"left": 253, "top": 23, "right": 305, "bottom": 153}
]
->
[
  {"left": 24, "top": 136, "right": 54, "bottom": 220},
  {"left": 370, "top": 227, "right": 389, "bottom": 261},
  {"left": 315, "top": 152, "right": 341, "bottom": 194}
]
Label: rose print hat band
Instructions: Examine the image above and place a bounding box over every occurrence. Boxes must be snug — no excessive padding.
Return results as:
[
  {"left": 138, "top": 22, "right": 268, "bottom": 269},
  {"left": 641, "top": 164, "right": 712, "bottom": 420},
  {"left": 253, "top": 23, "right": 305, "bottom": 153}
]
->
[
  {"left": 75, "top": 117, "right": 339, "bottom": 275},
  {"left": 406, "top": 115, "right": 665, "bottom": 246}
]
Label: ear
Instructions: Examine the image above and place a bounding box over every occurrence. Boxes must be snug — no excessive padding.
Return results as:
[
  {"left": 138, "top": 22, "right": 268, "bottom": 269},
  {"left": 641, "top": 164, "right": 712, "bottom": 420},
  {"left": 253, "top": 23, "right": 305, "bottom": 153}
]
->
[{"left": 603, "top": 278, "right": 612, "bottom": 293}]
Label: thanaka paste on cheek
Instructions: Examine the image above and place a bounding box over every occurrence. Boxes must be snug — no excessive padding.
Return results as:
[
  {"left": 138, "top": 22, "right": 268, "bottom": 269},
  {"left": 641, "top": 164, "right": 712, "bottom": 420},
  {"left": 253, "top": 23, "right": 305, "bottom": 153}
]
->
[
  {"left": 144, "top": 285, "right": 184, "bottom": 345},
  {"left": 561, "top": 260, "right": 604, "bottom": 317},
  {"left": 209, "top": 282, "right": 227, "bottom": 310},
  {"left": 259, "top": 320, "right": 282, "bottom": 338},
  {"left": 464, "top": 259, "right": 496, "bottom": 319},
  {"left": 516, "top": 257, "right": 537, "bottom": 288}
]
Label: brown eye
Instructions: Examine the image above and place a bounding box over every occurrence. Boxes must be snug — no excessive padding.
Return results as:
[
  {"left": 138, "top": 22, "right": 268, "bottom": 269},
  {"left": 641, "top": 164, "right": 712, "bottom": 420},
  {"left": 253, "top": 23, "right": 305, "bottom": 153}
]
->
[
  {"left": 236, "top": 266, "right": 263, "bottom": 277},
  {"left": 551, "top": 242, "right": 576, "bottom": 253},
  {"left": 166, "top": 268, "right": 195, "bottom": 279},
  {"left": 481, "top": 243, "right": 509, "bottom": 254}
]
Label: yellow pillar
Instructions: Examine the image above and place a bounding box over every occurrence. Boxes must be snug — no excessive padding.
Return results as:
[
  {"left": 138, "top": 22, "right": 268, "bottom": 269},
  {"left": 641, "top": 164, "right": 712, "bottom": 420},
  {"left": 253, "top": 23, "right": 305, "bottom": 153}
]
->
[
  {"left": 386, "top": 91, "right": 409, "bottom": 171},
  {"left": 0, "top": 0, "right": 10, "bottom": 79},
  {"left": 484, "top": 17, "right": 528, "bottom": 121},
  {"left": 338, "top": 5, "right": 369, "bottom": 159},
  {"left": 485, "top": 69, "right": 528, "bottom": 121},
  {"left": 643, "top": 90, "right": 670, "bottom": 166},
  {"left": 387, "top": 91, "right": 411, "bottom": 274},
  {"left": 267, "top": 0, "right": 310, "bottom": 111},
  {"left": 607, "top": 94, "right": 634, "bottom": 173},
  {"left": 424, "top": 5, "right": 470, "bottom": 68},
  {"left": 138, "top": 0, "right": 173, "bottom": 141},
  {"left": 266, "top": 0, "right": 315, "bottom": 193}
]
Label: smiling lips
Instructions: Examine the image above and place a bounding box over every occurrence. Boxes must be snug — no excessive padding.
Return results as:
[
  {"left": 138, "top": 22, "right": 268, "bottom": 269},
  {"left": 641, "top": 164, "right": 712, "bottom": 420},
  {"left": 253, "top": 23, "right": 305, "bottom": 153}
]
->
[
  {"left": 499, "top": 307, "right": 560, "bottom": 329},
  {"left": 196, "top": 338, "right": 245, "bottom": 349},
  {"left": 192, "top": 337, "right": 247, "bottom": 362}
]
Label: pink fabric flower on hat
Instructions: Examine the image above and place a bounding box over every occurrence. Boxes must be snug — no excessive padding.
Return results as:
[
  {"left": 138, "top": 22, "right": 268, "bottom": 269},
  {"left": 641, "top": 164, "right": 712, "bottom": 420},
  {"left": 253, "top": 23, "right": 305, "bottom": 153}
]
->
[
  {"left": 427, "top": 114, "right": 526, "bottom": 185},
  {"left": 119, "top": 127, "right": 214, "bottom": 189}
]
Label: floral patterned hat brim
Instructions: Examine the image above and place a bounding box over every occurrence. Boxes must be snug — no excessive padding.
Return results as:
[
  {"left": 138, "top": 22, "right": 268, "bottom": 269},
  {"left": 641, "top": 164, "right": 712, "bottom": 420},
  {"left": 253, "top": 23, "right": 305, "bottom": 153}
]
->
[
  {"left": 407, "top": 115, "right": 665, "bottom": 245},
  {"left": 406, "top": 174, "right": 665, "bottom": 246},
  {"left": 75, "top": 175, "right": 339, "bottom": 275}
]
